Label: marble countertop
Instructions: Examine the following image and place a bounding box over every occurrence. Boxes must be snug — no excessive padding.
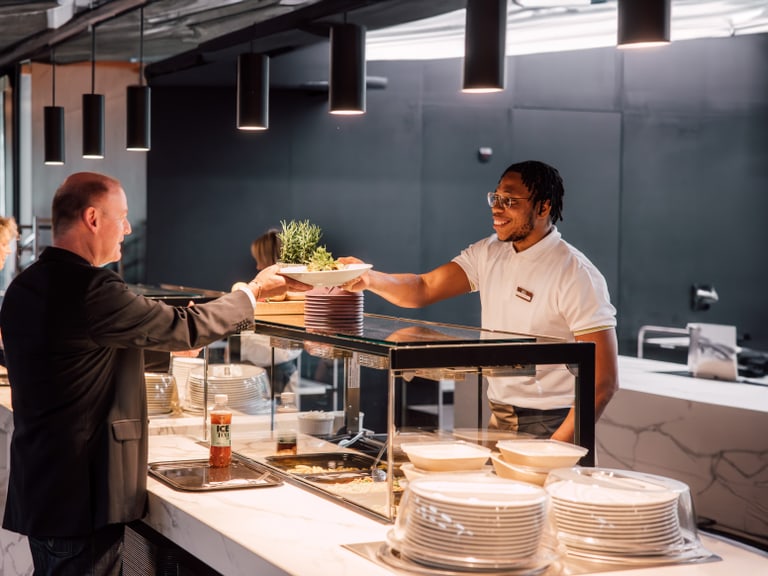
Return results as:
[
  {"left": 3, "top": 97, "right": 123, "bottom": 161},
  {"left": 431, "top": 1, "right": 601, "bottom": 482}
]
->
[{"left": 615, "top": 356, "right": 768, "bottom": 413}]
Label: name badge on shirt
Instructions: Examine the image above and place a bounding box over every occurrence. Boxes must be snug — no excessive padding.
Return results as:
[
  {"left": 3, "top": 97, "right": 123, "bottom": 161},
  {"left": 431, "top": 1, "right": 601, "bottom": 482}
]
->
[{"left": 516, "top": 286, "right": 533, "bottom": 302}]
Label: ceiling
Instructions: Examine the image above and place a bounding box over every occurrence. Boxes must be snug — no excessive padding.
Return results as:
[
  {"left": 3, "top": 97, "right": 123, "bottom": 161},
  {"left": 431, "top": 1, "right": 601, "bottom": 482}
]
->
[
  {"left": 1, "top": 0, "right": 767, "bottom": 81},
  {"left": 0, "top": 0, "right": 466, "bottom": 78}
]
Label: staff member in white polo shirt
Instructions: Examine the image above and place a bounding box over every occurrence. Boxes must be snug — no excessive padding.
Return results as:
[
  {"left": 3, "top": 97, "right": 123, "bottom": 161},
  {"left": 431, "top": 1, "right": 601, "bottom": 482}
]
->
[{"left": 341, "top": 160, "right": 618, "bottom": 442}]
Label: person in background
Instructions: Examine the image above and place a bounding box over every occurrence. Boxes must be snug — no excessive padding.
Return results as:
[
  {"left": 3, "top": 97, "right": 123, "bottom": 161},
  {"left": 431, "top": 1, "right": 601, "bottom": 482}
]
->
[
  {"left": 342, "top": 160, "right": 619, "bottom": 442},
  {"left": 0, "top": 215, "right": 18, "bottom": 367},
  {"left": 0, "top": 216, "right": 17, "bottom": 265},
  {"left": 239, "top": 228, "right": 302, "bottom": 395},
  {"left": 0, "top": 172, "right": 309, "bottom": 575},
  {"left": 250, "top": 228, "right": 281, "bottom": 272}
]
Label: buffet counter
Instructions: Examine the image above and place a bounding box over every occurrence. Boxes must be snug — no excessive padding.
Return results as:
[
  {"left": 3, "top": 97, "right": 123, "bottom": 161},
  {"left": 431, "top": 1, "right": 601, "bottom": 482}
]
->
[
  {"left": 141, "top": 432, "right": 768, "bottom": 576},
  {"left": 3, "top": 356, "right": 768, "bottom": 575}
]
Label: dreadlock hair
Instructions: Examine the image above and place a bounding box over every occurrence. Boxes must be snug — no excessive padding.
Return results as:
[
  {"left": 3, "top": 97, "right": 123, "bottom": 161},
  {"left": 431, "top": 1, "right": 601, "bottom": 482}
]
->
[{"left": 498, "top": 160, "right": 564, "bottom": 223}]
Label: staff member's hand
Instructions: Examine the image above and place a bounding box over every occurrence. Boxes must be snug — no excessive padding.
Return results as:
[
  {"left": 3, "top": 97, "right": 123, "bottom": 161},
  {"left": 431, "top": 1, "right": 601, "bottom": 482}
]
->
[{"left": 338, "top": 256, "right": 370, "bottom": 291}]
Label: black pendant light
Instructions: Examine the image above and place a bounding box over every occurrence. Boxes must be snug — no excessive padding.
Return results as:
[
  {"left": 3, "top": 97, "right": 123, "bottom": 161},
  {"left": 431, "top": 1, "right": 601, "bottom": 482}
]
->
[
  {"left": 44, "top": 46, "right": 65, "bottom": 165},
  {"left": 329, "top": 22, "right": 366, "bottom": 115},
  {"left": 237, "top": 52, "right": 269, "bottom": 130},
  {"left": 82, "top": 26, "right": 104, "bottom": 159},
  {"left": 617, "top": 0, "right": 671, "bottom": 48},
  {"left": 463, "top": 0, "right": 507, "bottom": 93},
  {"left": 127, "top": 7, "right": 151, "bottom": 150}
]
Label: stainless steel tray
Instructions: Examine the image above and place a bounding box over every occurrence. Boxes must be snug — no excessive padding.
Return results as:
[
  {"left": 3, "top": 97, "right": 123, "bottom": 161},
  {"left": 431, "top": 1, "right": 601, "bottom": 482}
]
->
[{"left": 149, "top": 455, "right": 283, "bottom": 491}]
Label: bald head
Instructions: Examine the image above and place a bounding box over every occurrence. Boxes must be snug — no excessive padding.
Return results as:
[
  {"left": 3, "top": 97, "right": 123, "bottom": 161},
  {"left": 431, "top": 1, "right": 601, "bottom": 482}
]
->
[{"left": 52, "top": 172, "right": 122, "bottom": 238}]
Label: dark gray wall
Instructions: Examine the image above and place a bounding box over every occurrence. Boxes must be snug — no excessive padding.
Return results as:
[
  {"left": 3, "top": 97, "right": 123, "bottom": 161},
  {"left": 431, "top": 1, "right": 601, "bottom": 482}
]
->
[{"left": 146, "top": 33, "right": 768, "bottom": 354}]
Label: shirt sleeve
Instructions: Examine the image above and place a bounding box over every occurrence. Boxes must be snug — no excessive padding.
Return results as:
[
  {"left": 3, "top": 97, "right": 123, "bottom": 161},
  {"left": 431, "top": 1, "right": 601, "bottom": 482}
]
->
[{"left": 452, "top": 239, "right": 485, "bottom": 292}]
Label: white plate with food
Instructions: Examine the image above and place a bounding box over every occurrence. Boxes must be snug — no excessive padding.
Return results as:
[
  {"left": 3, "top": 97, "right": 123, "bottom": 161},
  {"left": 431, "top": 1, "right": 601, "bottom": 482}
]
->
[{"left": 279, "top": 263, "right": 372, "bottom": 287}]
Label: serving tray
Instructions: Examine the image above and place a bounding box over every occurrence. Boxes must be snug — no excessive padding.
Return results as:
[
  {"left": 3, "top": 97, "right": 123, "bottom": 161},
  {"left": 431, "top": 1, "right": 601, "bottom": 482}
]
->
[
  {"left": 149, "top": 454, "right": 283, "bottom": 491},
  {"left": 265, "top": 452, "right": 378, "bottom": 474}
]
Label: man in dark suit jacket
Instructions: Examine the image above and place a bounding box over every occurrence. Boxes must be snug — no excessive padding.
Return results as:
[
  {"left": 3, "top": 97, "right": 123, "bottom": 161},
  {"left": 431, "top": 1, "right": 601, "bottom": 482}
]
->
[{"left": 0, "top": 172, "right": 307, "bottom": 575}]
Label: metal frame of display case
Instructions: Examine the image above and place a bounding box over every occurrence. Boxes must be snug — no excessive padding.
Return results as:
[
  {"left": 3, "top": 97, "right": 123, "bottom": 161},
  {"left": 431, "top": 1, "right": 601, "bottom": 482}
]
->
[{"left": 250, "top": 312, "right": 596, "bottom": 521}]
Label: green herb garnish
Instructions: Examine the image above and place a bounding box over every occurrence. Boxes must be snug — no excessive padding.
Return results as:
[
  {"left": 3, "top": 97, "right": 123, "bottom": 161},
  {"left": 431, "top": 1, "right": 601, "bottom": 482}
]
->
[{"left": 307, "top": 246, "right": 343, "bottom": 271}]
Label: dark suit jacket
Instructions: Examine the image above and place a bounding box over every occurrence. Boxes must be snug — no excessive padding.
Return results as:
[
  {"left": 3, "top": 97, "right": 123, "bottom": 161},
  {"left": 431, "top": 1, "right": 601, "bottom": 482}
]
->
[{"left": 0, "top": 247, "right": 254, "bottom": 538}]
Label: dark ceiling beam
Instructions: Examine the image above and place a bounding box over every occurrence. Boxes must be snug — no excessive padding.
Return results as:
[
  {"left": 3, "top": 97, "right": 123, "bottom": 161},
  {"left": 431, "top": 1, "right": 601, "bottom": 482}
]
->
[
  {"left": 144, "top": 0, "right": 381, "bottom": 80},
  {"left": 0, "top": 0, "right": 149, "bottom": 74}
]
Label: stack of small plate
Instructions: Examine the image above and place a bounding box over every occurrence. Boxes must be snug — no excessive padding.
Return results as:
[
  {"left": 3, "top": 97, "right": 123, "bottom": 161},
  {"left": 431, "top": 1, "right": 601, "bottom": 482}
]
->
[
  {"left": 186, "top": 364, "right": 271, "bottom": 415},
  {"left": 388, "top": 474, "right": 555, "bottom": 572},
  {"left": 304, "top": 287, "right": 363, "bottom": 335},
  {"left": 546, "top": 468, "right": 685, "bottom": 559},
  {"left": 145, "top": 373, "right": 176, "bottom": 416}
]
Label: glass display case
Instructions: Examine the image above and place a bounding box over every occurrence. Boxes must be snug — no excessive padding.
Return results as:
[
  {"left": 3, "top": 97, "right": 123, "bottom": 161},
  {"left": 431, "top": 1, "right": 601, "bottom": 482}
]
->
[{"left": 188, "top": 313, "right": 595, "bottom": 523}]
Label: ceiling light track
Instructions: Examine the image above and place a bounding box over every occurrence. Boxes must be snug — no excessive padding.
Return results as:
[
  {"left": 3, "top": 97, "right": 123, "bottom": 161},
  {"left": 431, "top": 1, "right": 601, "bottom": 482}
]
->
[
  {"left": 0, "top": 0, "right": 149, "bottom": 74},
  {"left": 144, "top": 0, "right": 377, "bottom": 80}
]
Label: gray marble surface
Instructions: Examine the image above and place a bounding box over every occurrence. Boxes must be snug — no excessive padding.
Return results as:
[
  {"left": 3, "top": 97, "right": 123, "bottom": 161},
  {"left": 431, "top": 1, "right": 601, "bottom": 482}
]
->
[{"left": 596, "top": 357, "right": 768, "bottom": 546}]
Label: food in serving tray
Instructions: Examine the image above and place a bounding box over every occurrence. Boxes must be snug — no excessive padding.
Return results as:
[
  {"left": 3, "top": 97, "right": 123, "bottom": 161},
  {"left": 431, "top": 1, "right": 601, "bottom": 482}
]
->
[{"left": 286, "top": 464, "right": 364, "bottom": 475}]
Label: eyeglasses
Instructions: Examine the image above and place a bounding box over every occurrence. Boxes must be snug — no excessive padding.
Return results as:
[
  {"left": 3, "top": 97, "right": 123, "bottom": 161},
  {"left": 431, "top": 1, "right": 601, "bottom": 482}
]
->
[{"left": 486, "top": 192, "right": 530, "bottom": 210}]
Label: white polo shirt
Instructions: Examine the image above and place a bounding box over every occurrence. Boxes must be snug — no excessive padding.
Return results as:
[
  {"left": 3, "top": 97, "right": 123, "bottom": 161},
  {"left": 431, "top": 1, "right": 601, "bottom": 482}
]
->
[{"left": 452, "top": 227, "right": 616, "bottom": 409}]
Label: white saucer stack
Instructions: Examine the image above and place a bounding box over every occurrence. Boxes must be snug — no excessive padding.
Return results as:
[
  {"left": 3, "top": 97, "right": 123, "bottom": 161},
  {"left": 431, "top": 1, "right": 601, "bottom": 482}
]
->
[{"left": 186, "top": 364, "right": 271, "bottom": 415}]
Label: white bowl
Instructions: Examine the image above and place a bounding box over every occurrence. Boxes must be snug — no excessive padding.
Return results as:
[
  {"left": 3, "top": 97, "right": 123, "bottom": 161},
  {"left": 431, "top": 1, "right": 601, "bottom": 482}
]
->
[
  {"left": 297, "top": 411, "right": 335, "bottom": 436},
  {"left": 490, "top": 453, "right": 551, "bottom": 486},
  {"left": 496, "top": 439, "right": 588, "bottom": 469},
  {"left": 279, "top": 263, "right": 373, "bottom": 287},
  {"left": 400, "top": 441, "right": 491, "bottom": 472}
]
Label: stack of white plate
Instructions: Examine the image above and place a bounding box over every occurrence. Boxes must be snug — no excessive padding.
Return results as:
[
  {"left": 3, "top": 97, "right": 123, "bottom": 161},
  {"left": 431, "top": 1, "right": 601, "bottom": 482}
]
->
[
  {"left": 145, "top": 373, "right": 176, "bottom": 415},
  {"left": 304, "top": 287, "right": 363, "bottom": 335},
  {"left": 389, "top": 473, "right": 555, "bottom": 572},
  {"left": 547, "top": 469, "right": 685, "bottom": 558},
  {"left": 186, "top": 364, "right": 271, "bottom": 415}
]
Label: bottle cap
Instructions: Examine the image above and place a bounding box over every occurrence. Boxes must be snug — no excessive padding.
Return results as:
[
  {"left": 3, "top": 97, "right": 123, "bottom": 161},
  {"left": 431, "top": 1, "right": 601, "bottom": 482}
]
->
[
  {"left": 214, "top": 394, "right": 228, "bottom": 404},
  {"left": 280, "top": 392, "right": 296, "bottom": 404}
]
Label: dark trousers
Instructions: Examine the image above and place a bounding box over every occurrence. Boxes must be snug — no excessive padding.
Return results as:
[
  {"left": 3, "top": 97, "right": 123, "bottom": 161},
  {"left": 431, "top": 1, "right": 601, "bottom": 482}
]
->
[
  {"left": 488, "top": 400, "right": 571, "bottom": 438},
  {"left": 28, "top": 523, "right": 124, "bottom": 576}
]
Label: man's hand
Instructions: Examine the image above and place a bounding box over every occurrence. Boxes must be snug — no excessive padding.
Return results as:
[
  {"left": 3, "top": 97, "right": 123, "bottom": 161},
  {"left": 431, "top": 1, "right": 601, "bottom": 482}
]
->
[{"left": 251, "top": 264, "right": 312, "bottom": 301}]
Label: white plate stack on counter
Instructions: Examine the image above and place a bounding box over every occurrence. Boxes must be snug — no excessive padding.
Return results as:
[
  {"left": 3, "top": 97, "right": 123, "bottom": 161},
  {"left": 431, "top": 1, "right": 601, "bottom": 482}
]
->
[
  {"left": 186, "top": 363, "right": 271, "bottom": 415},
  {"left": 544, "top": 467, "right": 713, "bottom": 565},
  {"left": 385, "top": 473, "right": 558, "bottom": 573}
]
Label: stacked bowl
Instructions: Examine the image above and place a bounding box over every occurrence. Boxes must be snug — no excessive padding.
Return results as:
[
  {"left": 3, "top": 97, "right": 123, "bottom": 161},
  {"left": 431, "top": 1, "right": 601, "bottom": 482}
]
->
[
  {"left": 491, "top": 439, "right": 588, "bottom": 486},
  {"left": 399, "top": 441, "right": 492, "bottom": 481}
]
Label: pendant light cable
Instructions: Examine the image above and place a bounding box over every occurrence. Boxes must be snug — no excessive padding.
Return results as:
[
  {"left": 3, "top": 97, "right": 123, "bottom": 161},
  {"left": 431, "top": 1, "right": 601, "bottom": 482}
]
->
[
  {"left": 51, "top": 46, "right": 56, "bottom": 106},
  {"left": 90, "top": 27, "right": 96, "bottom": 95}
]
